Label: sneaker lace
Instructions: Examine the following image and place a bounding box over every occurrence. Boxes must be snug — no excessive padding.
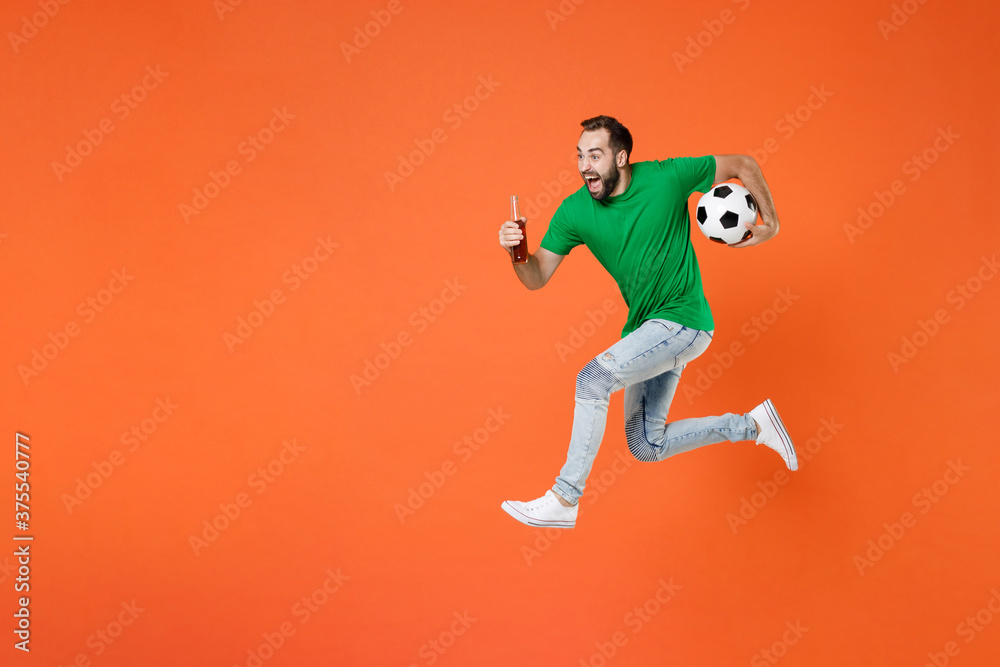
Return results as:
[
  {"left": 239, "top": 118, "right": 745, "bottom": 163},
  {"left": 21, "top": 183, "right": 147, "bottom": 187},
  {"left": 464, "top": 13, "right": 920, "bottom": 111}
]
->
[{"left": 524, "top": 493, "right": 553, "bottom": 511}]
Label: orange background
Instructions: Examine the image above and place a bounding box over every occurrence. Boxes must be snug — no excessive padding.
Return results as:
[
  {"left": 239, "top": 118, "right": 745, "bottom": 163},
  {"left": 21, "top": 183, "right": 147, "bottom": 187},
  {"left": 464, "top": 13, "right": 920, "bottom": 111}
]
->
[{"left": 3, "top": 0, "right": 999, "bottom": 665}]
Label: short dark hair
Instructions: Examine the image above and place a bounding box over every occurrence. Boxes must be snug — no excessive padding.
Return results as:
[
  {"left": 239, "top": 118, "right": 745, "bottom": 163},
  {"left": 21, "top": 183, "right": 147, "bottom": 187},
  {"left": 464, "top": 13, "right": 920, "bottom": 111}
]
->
[{"left": 581, "top": 115, "right": 633, "bottom": 162}]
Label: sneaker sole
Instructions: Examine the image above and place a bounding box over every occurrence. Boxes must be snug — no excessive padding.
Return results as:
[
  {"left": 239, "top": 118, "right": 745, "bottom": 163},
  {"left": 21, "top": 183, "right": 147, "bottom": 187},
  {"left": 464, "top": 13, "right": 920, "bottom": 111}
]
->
[
  {"left": 763, "top": 399, "right": 798, "bottom": 471},
  {"left": 500, "top": 501, "right": 575, "bottom": 529}
]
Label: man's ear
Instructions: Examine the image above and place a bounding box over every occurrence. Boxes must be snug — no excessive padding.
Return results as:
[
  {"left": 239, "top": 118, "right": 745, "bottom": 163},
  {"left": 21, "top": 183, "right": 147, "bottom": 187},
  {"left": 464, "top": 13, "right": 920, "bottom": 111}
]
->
[{"left": 617, "top": 151, "right": 627, "bottom": 167}]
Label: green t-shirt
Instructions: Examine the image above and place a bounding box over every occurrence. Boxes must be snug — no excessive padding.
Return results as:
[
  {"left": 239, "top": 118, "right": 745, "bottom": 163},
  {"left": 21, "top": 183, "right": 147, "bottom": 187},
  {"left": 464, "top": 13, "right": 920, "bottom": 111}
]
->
[{"left": 540, "top": 157, "right": 717, "bottom": 337}]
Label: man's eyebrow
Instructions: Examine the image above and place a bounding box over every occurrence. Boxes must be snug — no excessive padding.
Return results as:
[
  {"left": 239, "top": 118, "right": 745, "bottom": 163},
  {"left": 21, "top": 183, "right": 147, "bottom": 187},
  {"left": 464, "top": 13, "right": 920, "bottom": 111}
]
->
[{"left": 576, "top": 146, "right": 604, "bottom": 153}]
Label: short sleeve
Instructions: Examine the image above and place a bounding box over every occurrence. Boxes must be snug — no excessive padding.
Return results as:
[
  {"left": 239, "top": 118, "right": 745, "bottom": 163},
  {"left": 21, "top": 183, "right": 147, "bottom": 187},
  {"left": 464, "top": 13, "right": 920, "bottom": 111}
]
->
[
  {"left": 539, "top": 200, "right": 582, "bottom": 255},
  {"left": 670, "top": 155, "right": 716, "bottom": 197}
]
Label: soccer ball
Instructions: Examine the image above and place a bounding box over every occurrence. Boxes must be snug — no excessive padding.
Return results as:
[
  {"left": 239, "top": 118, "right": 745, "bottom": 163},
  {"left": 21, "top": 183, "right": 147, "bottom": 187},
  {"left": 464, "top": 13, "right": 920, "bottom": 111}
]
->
[{"left": 695, "top": 183, "right": 758, "bottom": 245}]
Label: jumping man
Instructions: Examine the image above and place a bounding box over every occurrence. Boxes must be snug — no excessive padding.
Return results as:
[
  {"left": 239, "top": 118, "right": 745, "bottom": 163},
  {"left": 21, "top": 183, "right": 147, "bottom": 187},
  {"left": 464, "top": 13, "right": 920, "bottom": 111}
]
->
[{"left": 498, "top": 115, "right": 797, "bottom": 529}]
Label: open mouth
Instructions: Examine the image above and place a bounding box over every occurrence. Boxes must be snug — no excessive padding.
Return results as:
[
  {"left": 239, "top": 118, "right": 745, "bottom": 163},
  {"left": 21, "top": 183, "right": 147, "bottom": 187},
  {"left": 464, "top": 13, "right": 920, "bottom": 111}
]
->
[{"left": 585, "top": 175, "right": 601, "bottom": 190}]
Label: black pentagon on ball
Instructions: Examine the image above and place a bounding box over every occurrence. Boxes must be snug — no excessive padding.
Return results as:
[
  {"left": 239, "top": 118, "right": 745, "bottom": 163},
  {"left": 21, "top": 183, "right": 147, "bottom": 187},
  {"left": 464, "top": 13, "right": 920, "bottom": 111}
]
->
[
  {"left": 741, "top": 229, "right": 752, "bottom": 241},
  {"left": 696, "top": 206, "right": 707, "bottom": 224},
  {"left": 713, "top": 185, "right": 733, "bottom": 198},
  {"left": 709, "top": 236, "right": 727, "bottom": 244},
  {"left": 720, "top": 210, "right": 740, "bottom": 229},
  {"left": 745, "top": 193, "right": 757, "bottom": 211}
]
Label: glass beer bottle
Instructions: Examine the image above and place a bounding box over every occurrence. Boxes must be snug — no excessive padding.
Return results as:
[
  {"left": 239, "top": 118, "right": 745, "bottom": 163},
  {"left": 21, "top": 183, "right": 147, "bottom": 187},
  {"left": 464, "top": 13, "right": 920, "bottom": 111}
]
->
[{"left": 510, "top": 195, "right": 528, "bottom": 264}]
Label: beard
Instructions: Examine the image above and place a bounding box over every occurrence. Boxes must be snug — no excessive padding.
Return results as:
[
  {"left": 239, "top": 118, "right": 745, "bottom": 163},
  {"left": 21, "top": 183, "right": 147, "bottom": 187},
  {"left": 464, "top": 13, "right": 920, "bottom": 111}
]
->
[{"left": 588, "top": 162, "right": 621, "bottom": 201}]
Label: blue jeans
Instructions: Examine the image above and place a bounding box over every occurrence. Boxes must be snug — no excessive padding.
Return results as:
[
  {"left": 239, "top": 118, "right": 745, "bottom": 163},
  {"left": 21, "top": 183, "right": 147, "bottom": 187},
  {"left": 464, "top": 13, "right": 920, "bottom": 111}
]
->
[{"left": 553, "top": 318, "right": 759, "bottom": 504}]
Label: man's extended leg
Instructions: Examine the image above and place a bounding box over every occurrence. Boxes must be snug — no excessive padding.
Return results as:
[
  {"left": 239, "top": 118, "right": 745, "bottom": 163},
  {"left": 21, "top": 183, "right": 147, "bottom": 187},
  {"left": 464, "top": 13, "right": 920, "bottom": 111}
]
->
[{"left": 622, "top": 364, "right": 757, "bottom": 463}]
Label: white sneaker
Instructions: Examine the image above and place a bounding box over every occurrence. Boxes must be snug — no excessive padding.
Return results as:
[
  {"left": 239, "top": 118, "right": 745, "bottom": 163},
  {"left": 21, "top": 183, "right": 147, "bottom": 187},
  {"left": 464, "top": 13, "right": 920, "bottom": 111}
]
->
[
  {"left": 501, "top": 490, "right": 577, "bottom": 528},
  {"left": 749, "top": 399, "right": 798, "bottom": 471}
]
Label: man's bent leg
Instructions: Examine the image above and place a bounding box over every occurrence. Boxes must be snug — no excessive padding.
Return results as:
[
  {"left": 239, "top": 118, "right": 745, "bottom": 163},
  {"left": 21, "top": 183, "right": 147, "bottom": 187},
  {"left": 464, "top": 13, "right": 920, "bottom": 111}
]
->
[
  {"left": 629, "top": 409, "right": 758, "bottom": 462},
  {"left": 623, "top": 333, "right": 757, "bottom": 462}
]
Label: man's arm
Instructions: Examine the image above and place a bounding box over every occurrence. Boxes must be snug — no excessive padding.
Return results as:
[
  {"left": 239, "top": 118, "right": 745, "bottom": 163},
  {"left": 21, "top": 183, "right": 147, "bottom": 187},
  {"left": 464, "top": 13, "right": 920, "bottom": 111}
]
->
[
  {"left": 498, "top": 219, "right": 566, "bottom": 290},
  {"left": 712, "top": 154, "right": 779, "bottom": 248},
  {"left": 513, "top": 246, "right": 565, "bottom": 290}
]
